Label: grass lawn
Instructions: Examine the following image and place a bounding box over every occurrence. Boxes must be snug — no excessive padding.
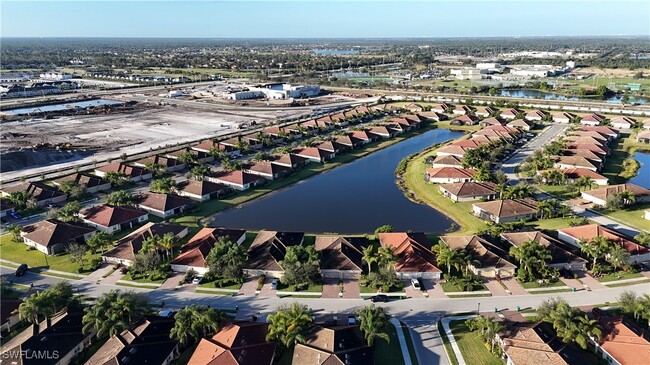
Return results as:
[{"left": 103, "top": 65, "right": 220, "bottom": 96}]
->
[
  {"left": 400, "top": 323, "right": 420, "bottom": 365},
  {"left": 375, "top": 324, "right": 406, "bottom": 365},
  {"left": 121, "top": 272, "right": 168, "bottom": 284},
  {"left": 437, "top": 322, "right": 459, "bottom": 365},
  {"left": 359, "top": 285, "right": 405, "bottom": 294},
  {"left": 440, "top": 281, "right": 486, "bottom": 293},
  {"left": 0, "top": 234, "right": 98, "bottom": 273},
  {"left": 601, "top": 136, "right": 631, "bottom": 184},
  {"left": 598, "top": 270, "right": 643, "bottom": 282},
  {"left": 199, "top": 280, "right": 242, "bottom": 290},
  {"left": 402, "top": 143, "right": 489, "bottom": 235},
  {"left": 276, "top": 283, "right": 322, "bottom": 293},
  {"left": 605, "top": 203, "right": 650, "bottom": 231},
  {"left": 449, "top": 320, "right": 502, "bottom": 365},
  {"left": 606, "top": 279, "right": 650, "bottom": 287},
  {"left": 530, "top": 288, "right": 573, "bottom": 294},
  {"left": 536, "top": 184, "right": 579, "bottom": 200},
  {"left": 520, "top": 280, "right": 565, "bottom": 289},
  {"left": 528, "top": 217, "right": 579, "bottom": 231},
  {"left": 173, "top": 343, "right": 198, "bottom": 365}
]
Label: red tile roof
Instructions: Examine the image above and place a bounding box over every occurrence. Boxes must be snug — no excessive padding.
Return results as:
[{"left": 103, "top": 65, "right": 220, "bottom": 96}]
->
[{"left": 378, "top": 232, "right": 441, "bottom": 273}]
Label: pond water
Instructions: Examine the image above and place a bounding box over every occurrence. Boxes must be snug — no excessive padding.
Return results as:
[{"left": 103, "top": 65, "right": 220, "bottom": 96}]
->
[
  {"left": 209, "top": 129, "right": 464, "bottom": 234},
  {"left": 3, "top": 99, "right": 125, "bottom": 115},
  {"left": 499, "top": 89, "right": 648, "bottom": 105},
  {"left": 630, "top": 151, "right": 650, "bottom": 189}
]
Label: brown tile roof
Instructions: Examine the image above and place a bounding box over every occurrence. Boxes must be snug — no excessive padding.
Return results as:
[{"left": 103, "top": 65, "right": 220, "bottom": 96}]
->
[
  {"left": 553, "top": 112, "right": 575, "bottom": 120},
  {"left": 500, "top": 231, "right": 586, "bottom": 266},
  {"left": 348, "top": 130, "right": 374, "bottom": 141},
  {"left": 526, "top": 110, "right": 547, "bottom": 119},
  {"left": 189, "top": 322, "right": 275, "bottom": 365},
  {"left": 480, "top": 117, "right": 503, "bottom": 126},
  {"left": 596, "top": 316, "right": 650, "bottom": 365},
  {"left": 559, "top": 168, "right": 608, "bottom": 182},
  {"left": 554, "top": 155, "right": 600, "bottom": 170},
  {"left": 566, "top": 143, "right": 609, "bottom": 155},
  {"left": 138, "top": 192, "right": 194, "bottom": 212},
  {"left": 293, "top": 325, "right": 374, "bottom": 365},
  {"left": 426, "top": 167, "right": 477, "bottom": 179},
  {"left": 562, "top": 149, "right": 604, "bottom": 162},
  {"left": 564, "top": 135, "right": 607, "bottom": 147},
  {"left": 453, "top": 114, "right": 479, "bottom": 123},
  {"left": 378, "top": 232, "right": 441, "bottom": 273},
  {"left": 500, "top": 321, "right": 583, "bottom": 365},
  {"left": 244, "top": 161, "right": 291, "bottom": 176},
  {"left": 21, "top": 219, "right": 95, "bottom": 247},
  {"left": 578, "top": 126, "right": 619, "bottom": 137},
  {"left": 581, "top": 113, "right": 606, "bottom": 123},
  {"left": 80, "top": 205, "right": 147, "bottom": 228},
  {"left": 473, "top": 199, "right": 538, "bottom": 218},
  {"left": 439, "top": 181, "right": 497, "bottom": 197},
  {"left": 315, "top": 140, "right": 346, "bottom": 153},
  {"left": 637, "top": 130, "right": 650, "bottom": 140},
  {"left": 558, "top": 224, "right": 649, "bottom": 256},
  {"left": 292, "top": 147, "right": 332, "bottom": 159},
  {"left": 245, "top": 231, "right": 304, "bottom": 272},
  {"left": 506, "top": 119, "right": 534, "bottom": 128},
  {"left": 175, "top": 179, "right": 230, "bottom": 197},
  {"left": 432, "top": 154, "right": 463, "bottom": 167},
  {"left": 269, "top": 153, "right": 308, "bottom": 167},
  {"left": 569, "top": 130, "right": 609, "bottom": 141},
  {"left": 96, "top": 162, "right": 149, "bottom": 178},
  {"left": 135, "top": 154, "right": 185, "bottom": 169},
  {"left": 440, "top": 235, "right": 516, "bottom": 269},
  {"left": 172, "top": 228, "right": 246, "bottom": 268},
  {"left": 209, "top": 170, "right": 265, "bottom": 185},
  {"left": 2, "top": 181, "right": 66, "bottom": 202},
  {"left": 55, "top": 173, "right": 110, "bottom": 189},
  {"left": 314, "top": 236, "right": 369, "bottom": 271},
  {"left": 582, "top": 183, "right": 650, "bottom": 202},
  {"left": 452, "top": 138, "right": 487, "bottom": 148},
  {"left": 500, "top": 108, "right": 521, "bottom": 117},
  {"left": 103, "top": 222, "right": 187, "bottom": 262}
]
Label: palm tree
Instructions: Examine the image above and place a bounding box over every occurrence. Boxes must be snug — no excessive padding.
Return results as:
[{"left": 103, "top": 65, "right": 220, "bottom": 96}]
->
[
  {"left": 377, "top": 246, "right": 396, "bottom": 270},
  {"left": 606, "top": 245, "right": 630, "bottom": 271},
  {"left": 618, "top": 190, "right": 636, "bottom": 205},
  {"left": 576, "top": 315, "right": 603, "bottom": 345},
  {"left": 575, "top": 176, "right": 594, "bottom": 191},
  {"left": 266, "top": 303, "right": 313, "bottom": 348},
  {"left": 170, "top": 305, "right": 222, "bottom": 346},
  {"left": 536, "top": 200, "right": 553, "bottom": 220},
  {"left": 19, "top": 295, "right": 43, "bottom": 324},
  {"left": 356, "top": 305, "right": 390, "bottom": 346},
  {"left": 362, "top": 246, "right": 378, "bottom": 274},
  {"left": 158, "top": 232, "right": 180, "bottom": 260},
  {"left": 104, "top": 190, "right": 134, "bottom": 206},
  {"left": 7, "top": 224, "right": 22, "bottom": 242},
  {"left": 82, "top": 290, "right": 149, "bottom": 338},
  {"left": 580, "top": 236, "right": 611, "bottom": 268}
]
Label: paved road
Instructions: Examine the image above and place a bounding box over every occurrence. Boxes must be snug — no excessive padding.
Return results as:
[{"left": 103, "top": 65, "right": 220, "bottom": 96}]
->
[{"left": 500, "top": 123, "right": 568, "bottom": 183}]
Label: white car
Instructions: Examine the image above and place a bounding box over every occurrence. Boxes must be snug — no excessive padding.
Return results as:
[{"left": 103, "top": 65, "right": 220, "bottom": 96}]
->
[
  {"left": 411, "top": 278, "right": 421, "bottom": 290},
  {"left": 192, "top": 276, "right": 204, "bottom": 285},
  {"left": 270, "top": 278, "right": 279, "bottom": 290}
]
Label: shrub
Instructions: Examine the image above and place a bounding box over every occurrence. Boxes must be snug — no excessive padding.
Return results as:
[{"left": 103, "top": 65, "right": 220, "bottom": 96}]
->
[{"left": 256, "top": 275, "right": 266, "bottom": 290}]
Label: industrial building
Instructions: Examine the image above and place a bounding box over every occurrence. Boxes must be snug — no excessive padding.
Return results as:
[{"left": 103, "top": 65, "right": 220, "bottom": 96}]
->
[{"left": 222, "top": 83, "right": 321, "bottom": 100}]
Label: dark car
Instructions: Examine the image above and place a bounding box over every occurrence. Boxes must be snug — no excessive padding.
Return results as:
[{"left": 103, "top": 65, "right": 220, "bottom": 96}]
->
[
  {"left": 371, "top": 294, "right": 389, "bottom": 303},
  {"left": 15, "top": 264, "right": 28, "bottom": 277},
  {"left": 559, "top": 269, "right": 573, "bottom": 279},
  {"left": 9, "top": 211, "right": 22, "bottom": 219}
]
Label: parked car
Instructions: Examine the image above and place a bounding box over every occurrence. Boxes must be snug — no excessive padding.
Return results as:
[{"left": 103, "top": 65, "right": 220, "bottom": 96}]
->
[
  {"left": 9, "top": 211, "right": 21, "bottom": 219},
  {"left": 559, "top": 269, "right": 573, "bottom": 279},
  {"left": 347, "top": 315, "right": 356, "bottom": 325},
  {"left": 371, "top": 294, "right": 389, "bottom": 303},
  {"left": 15, "top": 264, "right": 28, "bottom": 277},
  {"left": 192, "top": 276, "right": 204, "bottom": 285},
  {"left": 270, "top": 278, "right": 279, "bottom": 290},
  {"left": 411, "top": 278, "right": 421, "bottom": 290}
]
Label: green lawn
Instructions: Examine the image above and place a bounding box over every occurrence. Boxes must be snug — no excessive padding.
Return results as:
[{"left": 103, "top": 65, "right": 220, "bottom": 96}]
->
[
  {"left": 121, "top": 272, "right": 167, "bottom": 284},
  {"left": 359, "top": 284, "right": 405, "bottom": 294},
  {"left": 601, "top": 135, "right": 631, "bottom": 184},
  {"left": 440, "top": 281, "right": 486, "bottom": 293},
  {"left": 0, "top": 234, "right": 98, "bottom": 273},
  {"left": 449, "top": 320, "right": 502, "bottom": 365},
  {"left": 199, "top": 280, "right": 242, "bottom": 290},
  {"left": 375, "top": 324, "right": 406, "bottom": 365},
  {"left": 606, "top": 279, "right": 650, "bottom": 287},
  {"left": 437, "top": 322, "right": 459, "bottom": 365},
  {"left": 598, "top": 270, "right": 643, "bottom": 282},
  {"left": 530, "top": 288, "right": 573, "bottom": 294},
  {"left": 276, "top": 283, "right": 322, "bottom": 293},
  {"left": 520, "top": 280, "right": 565, "bottom": 289},
  {"left": 605, "top": 203, "right": 650, "bottom": 231},
  {"left": 536, "top": 184, "right": 579, "bottom": 200},
  {"left": 527, "top": 217, "right": 579, "bottom": 231}
]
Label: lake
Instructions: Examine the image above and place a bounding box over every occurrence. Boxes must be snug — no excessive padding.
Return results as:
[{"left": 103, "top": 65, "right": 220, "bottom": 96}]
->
[
  {"left": 313, "top": 49, "right": 360, "bottom": 55},
  {"left": 3, "top": 99, "right": 125, "bottom": 115},
  {"left": 630, "top": 151, "right": 650, "bottom": 189},
  {"left": 499, "top": 89, "right": 648, "bottom": 105},
  {"left": 209, "top": 129, "right": 464, "bottom": 234}
]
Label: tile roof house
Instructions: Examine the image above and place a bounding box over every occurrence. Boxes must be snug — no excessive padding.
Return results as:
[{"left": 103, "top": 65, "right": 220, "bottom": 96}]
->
[
  {"left": 451, "top": 138, "right": 488, "bottom": 148},
  {"left": 188, "top": 321, "right": 276, "bottom": 365},
  {"left": 1, "top": 181, "right": 67, "bottom": 207},
  {"left": 315, "top": 236, "right": 369, "bottom": 279},
  {"left": 435, "top": 144, "right": 474, "bottom": 158},
  {"left": 552, "top": 112, "right": 575, "bottom": 124},
  {"left": 566, "top": 142, "right": 610, "bottom": 156},
  {"left": 554, "top": 155, "right": 601, "bottom": 172},
  {"left": 0, "top": 308, "right": 94, "bottom": 365},
  {"left": 472, "top": 199, "right": 538, "bottom": 224},
  {"left": 79, "top": 204, "right": 149, "bottom": 233},
  {"left": 453, "top": 105, "right": 473, "bottom": 115},
  {"left": 562, "top": 149, "right": 605, "bottom": 164},
  {"left": 557, "top": 224, "right": 650, "bottom": 263},
  {"left": 500, "top": 108, "right": 521, "bottom": 120},
  {"left": 0, "top": 298, "right": 22, "bottom": 333},
  {"left": 506, "top": 119, "right": 535, "bottom": 131},
  {"left": 440, "top": 235, "right": 517, "bottom": 277},
  {"left": 378, "top": 232, "right": 441, "bottom": 279},
  {"left": 85, "top": 315, "right": 179, "bottom": 365},
  {"left": 192, "top": 140, "right": 242, "bottom": 157},
  {"left": 416, "top": 111, "right": 447, "bottom": 122},
  {"left": 269, "top": 153, "right": 310, "bottom": 169},
  {"left": 171, "top": 227, "right": 247, "bottom": 274},
  {"left": 498, "top": 321, "right": 585, "bottom": 365},
  {"left": 292, "top": 325, "right": 374, "bottom": 365},
  {"left": 20, "top": 219, "right": 96, "bottom": 255},
  {"left": 244, "top": 230, "right": 305, "bottom": 277},
  {"left": 136, "top": 192, "right": 195, "bottom": 218},
  {"left": 292, "top": 147, "right": 335, "bottom": 163},
  {"left": 581, "top": 183, "right": 650, "bottom": 207},
  {"left": 368, "top": 125, "right": 395, "bottom": 138},
  {"left": 425, "top": 167, "right": 476, "bottom": 184},
  {"left": 102, "top": 222, "right": 188, "bottom": 265},
  {"left": 610, "top": 116, "right": 635, "bottom": 130},
  {"left": 243, "top": 161, "right": 292, "bottom": 180},
  {"left": 569, "top": 130, "right": 609, "bottom": 142},
  {"left": 578, "top": 126, "right": 619, "bottom": 139},
  {"left": 558, "top": 168, "right": 609, "bottom": 186},
  {"left": 580, "top": 113, "right": 606, "bottom": 126},
  {"left": 53, "top": 172, "right": 112, "bottom": 194},
  {"left": 206, "top": 170, "right": 266, "bottom": 191},
  {"left": 637, "top": 130, "right": 650, "bottom": 144},
  {"left": 333, "top": 134, "right": 362, "bottom": 149},
  {"left": 478, "top": 117, "right": 504, "bottom": 127},
  {"left": 174, "top": 179, "right": 232, "bottom": 202},
  {"left": 166, "top": 148, "right": 214, "bottom": 163},
  {"left": 431, "top": 154, "right": 464, "bottom": 168},
  {"left": 524, "top": 109, "right": 547, "bottom": 121},
  {"left": 315, "top": 140, "right": 349, "bottom": 154},
  {"left": 439, "top": 181, "right": 497, "bottom": 202},
  {"left": 95, "top": 162, "right": 153, "bottom": 182},
  {"left": 592, "top": 314, "right": 650, "bottom": 365},
  {"left": 474, "top": 106, "right": 496, "bottom": 118},
  {"left": 451, "top": 114, "right": 479, "bottom": 125},
  {"left": 564, "top": 135, "right": 607, "bottom": 147},
  {"left": 133, "top": 154, "right": 186, "bottom": 173},
  {"left": 431, "top": 103, "right": 452, "bottom": 114},
  {"left": 348, "top": 130, "right": 379, "bottom": 144},
  {"left": 500, "top": 231, "right": 587, "bottom": 271}
]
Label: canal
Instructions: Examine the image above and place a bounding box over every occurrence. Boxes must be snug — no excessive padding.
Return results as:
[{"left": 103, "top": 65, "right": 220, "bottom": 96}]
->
[
  {"left": 630, "top": 151, "right": 650, "bottom": 189},
  {"left": 209, "top": 129, "right": 464, "bottom": 234}
]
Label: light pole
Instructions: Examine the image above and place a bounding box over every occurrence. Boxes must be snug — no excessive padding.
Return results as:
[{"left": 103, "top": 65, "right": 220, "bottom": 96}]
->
[{"left": 477, "top": 302, "right": 481, "bottom": 315}]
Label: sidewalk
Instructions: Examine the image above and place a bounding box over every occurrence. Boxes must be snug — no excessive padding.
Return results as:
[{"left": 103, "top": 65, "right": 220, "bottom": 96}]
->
[{"left": 390, "top": 318, "right": 413, "bottom": 365}]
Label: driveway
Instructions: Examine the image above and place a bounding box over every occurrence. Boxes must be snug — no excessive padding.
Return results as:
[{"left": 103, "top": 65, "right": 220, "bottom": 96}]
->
[
  {"left": 483, "top": 278, "right": 508, "bottom": 296},
  {"left": 159, "top": 272, "right": 184, "bottom": 290},
  {"left": 82, "top": 263, "right": 114, "bottom": 283},
  {"left": 500, "top": 277, "right": 528, "bottom": 296},
  {"left": 423, "top": 279, "right": 447, "bottom": 298},
  {"left": 258, "top": 276, "right": 277, "bottom": 297},
  {"left": 402, "top": 312, "right": 449, "bottom": 365},
  {"left": 558, "top": 275, "right": 583, "bottom": 291},
  {"left": 239, "top": 276, "right": 260, "bottom": 296},
  {"left": 322, "top": 278, "right": 341, "bottom": 298},
  {"left": 322, "top": 278, "right": 360, "bottom": 298},
  {"left": 574, "top": 270, "right": 606, "bottom": 290},
  {"left": 101, "top": 267, "right": 125, "bottom": 285}
]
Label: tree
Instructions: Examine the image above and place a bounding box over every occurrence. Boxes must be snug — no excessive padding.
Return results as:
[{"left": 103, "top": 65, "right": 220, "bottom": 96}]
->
[
  {"left": 205, "top": 237, "right": 247, "bottom": 283},
  {"left": 7, "top": 191, "right": 37, "bottom": 211},
  {"left": 580, "top": 236, "right": 612, "bottom": 268},
  {"left": 104, "top": 190, "right": 133, "bottom": 206},
  {"left": 53, "top": 201, "right": 81, "bottom": 222},
  {"left": 144, "top": 162, "right": 166, "bottom": 177},
  {"left": 280, "top": 245, "right": 320, "bottom": 288},
  {"left": 433, "top": 243, "right": 463, "bottom": 277},
  {"left": 7, "top": 224, "right": 22, "bottom": 242},
  {"left": 191, "top": 164, "right": 212, "bottom": 180},
  {"left": 606, "top": 245, "right": 630, "bottom": 272},
  {"left": 58, "top": 181, "right": 86, "bottom": 199},
  {"left": 466, "top": 316, "right": 502, "bottom": 353},
  {"left": 503, "top": 183, "right": 534, "bottom": 199},
  {"left": 130, "top": 251, "right": 164, "bottom": 277},
  {"left": 105, "top": 171, "right": 130, "bottom": 188},
  {"left": 362, "top": 246, "right": 378, "bottom": 274},
  {"left": 575, "top": 176, "right": 594, "bottom": 192},
  {"left": 82, "top": 290, "right": 149, "bottom": 338},
  {"left": 177, "top": 151, "right": 198, "bottom": 166},
  {"left": 170, "top": 305, "right": 223, "bottom": 346},
  {"left": 377, "top": 246, "right": 396, "bottom": 270},
  {"left": 541, "top": 169, "right": 565, "bottom": 186},
  {"left": 474, "top": 164, "right": 492, "bottom": 182},
  {"left": 356, "top": 305, "right": 390, "bottom": 346},
  {"left": 150, "top": 177, "right": 175, "bottom": 193},
  {"left": 252, "top": 152, "right": 268, "bottom": 162},
  {"left": 19, "top": 282, "right": 74, "bottom": 323},
  {"left": 158, "top": 232, "right": 180, "bottom": 260},
  {"left": 266, "top": 303, "right": 313, "bottom": 348},
  {"left": 67, "top": 242, "right": 87, "bottom": 266},
  {"left": 86, "top": 232, "right": 113, "bottom": 254},
  {"left": 606, "top": 190, "right": 636, "bottom": 210},
  {"left": 541, "top": 299, "right": 603, "bottom": 350},
  {"left": 634, "top": 232, "right": 650, "bottom": 245},
  {"left": 509, "top": 240, "right": 552, "bottom": 282},
  {"left": 374, "top": 225, "right": 395, "bottom": 236}
]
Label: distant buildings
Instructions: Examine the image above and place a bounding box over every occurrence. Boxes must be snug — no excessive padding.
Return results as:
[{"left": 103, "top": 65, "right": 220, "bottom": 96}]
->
[{"left": 222, "top": 83, "right": 320, "bottom": 100}]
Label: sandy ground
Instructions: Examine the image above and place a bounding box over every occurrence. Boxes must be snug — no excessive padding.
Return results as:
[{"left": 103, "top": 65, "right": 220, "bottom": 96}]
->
[{"left": 578, "top": 67, "right": 650, "bottom": 78}]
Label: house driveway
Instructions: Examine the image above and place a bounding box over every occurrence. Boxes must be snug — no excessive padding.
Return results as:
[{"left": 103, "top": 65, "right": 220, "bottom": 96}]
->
[
  {"left": 574, "top": 270, "right": 606, "bottom": 290},
  {"left": 159, "top": 272, "right": 184, "bottom": 290},
  {"left": 322, "top": 278, "right": 341, "bottom": 298},
  {"left": 404, "top": 280, "right": 425, "bottom": 299},
  {"left": 423, "top": 279, "right": 447, "bottom": 298},
  {"left": 101, "top": 268, "right": 125, "bottom": 285},
  {"left": 82, "top": 263, "right": 113, "bottom": 283},
  {"left": 322, "top": 278, "right": 360, "bottom": 298},
  {"left": 501, "top": 277, "right": 528, "bottom": 295},
  {"left": 341, "top": 278, "right": 360, "bottom": 298},
  {"left": 558, "top": 276, "right": 583, "bottom": 291},
  {"left": 239, "top": 276, "right": 260, "bottom": 296},
  {"left": 483, "top": 278, "right": 508, "bottom": 296},
  {"left": 258, "top": 277, "right": 277, "bottom": 297}
]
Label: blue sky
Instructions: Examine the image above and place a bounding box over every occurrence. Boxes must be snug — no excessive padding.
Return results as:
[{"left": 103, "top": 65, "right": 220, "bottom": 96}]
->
[{"left": 2, "top": 1, "right": 648, "bottom": 38}]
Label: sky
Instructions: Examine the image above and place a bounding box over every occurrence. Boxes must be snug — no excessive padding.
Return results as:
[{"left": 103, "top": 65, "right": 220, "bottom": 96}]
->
[{"left": 1, "top": 1, "right": 649, "bottom": 38}]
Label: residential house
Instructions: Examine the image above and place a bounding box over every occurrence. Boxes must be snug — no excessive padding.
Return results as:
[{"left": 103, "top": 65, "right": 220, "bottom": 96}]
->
[
  {"left": 581, "top": 183, "right": 650, "bottom": 207},
  {"left": 592, "top": 313, "right": 650, "bottom": 365},
  {"left": 578, "top": 126, "right": 619, "bottom": 139},
  {"left": 348, "top": 130, "right": 378, "bottom": 144},
  {"left": 133, "top": 154, "right": 186, "bottom": 173},
  {"left": 431, "top": 103, "right": 452, "bottom": 114},
  {"left": 206, "top": 170, "right": 266, "bottom": 190},
  {"left": 241, "top": 135, "right": 264, "bottom": 149},
  {"left": 95, "top": 162, "right": 153, "bottom": 182},
  {"left": 0, "top": 308, "right": 94, "bottom": 365},
  {"left": 378, "top": 232, "right": 441, "bottom": 279},
  {"left": 1, "top": 181, "right": 67, "bottom": 207},
  {"left": 610, "top": 116, "right": 635, "bottom": 130},
  {"left": 562, "top": 149, "right": 605, "bottom": 164},
  {"left": 85, "top": 316, "right": 179, "bottom": 365},
  {"left": 453, "top": 105, "right": 473, "bottom": 115},
  {"left": 404, "top": 103, "right": 424, "bottom": 112},
  {"left": 417, "top": 111, "right": 447, "bottom": 122},
  {"left": 262, "top": 126, "right": 287, "bottom": 142},
  {"left": 174, "top": 179, "right": 231, "bottom": 202},
  {"left": 501, "top": 231, "right": 587, "bottom": 271},
  {"left": 102, "top": 222, "right": 188, "bottom": 265},
  {"left": 0, "top": 200, "right": 15, "bottom": 218},
  {"left": 368, "top": 125, "right": 394, "bottom": 138},
  {"left": 552, "top": 112, "right": 575, "bottom": 124},
  {"left": 525, "top": 110, "right": 547, "bottom": 122},
  {"left": 244, "top": 161, "right": 291, "bottom": 180},
  {"left": 436, "top": 145, "right": 474, "bottom": 158},
  {"left": 472, "top": 199, "right": 538, "bottom": 224},
  {"left": 500, "top": 108, "right": 521, "bottom": 120},
  {"left": 188, "top": 322, "right": 276, "bottom": 365},
  {"left": 554, "top": 155, "right": 601, "bottom": 172},
  {"left": 570, "top": 130, "right": 610, "bottom": 143},
  {"left": 136, "top": 192, "right": 195, "bottom": 218},
  {"left": 451, "top": 139, "right": 487, "bottom": 149},
  {"left": 292, "top": 147, "right": 335, "bottom": 163},
  {"left": 315, "top": 140, "right": 348, "bottom": 154},
  {"left": 580, "top": 113, "right": 606, "bottom": 126},
  {"left": 192, "top": 140, "right": 241, "bottom": 158},
  {"left": 474, "top": 106, "right": 496, "bottom": 118},
  {"left": 636, "top": 130, "right": 650, "bottom": 143},
  {"left": 330, "top": 112, "right": 349, "bottom": 127},
  {"left": 0, "top": 298, "right": 22, "bottom": 333},
  {"left": 643, "top": 118, "right": 650, "bottom": 130},
  {"left": 506, "top": 119, "right": 535, "bottom": 131},
  {"left": 439, "top": 181, "right": 497, "bottom": 202},
  {"left": 566, "top": 142, "right": 610, "bottom": 156},
  {"left": 269, "top": 153, "right": 310, "bottom": 169},
  {"left": 20, "top": 219, "right": 95, "bottom": 255},
  {"left": 425, "top": 167, "right": 476, "bottom": 183},
  {"left": 171, "top": 228, "right": 246, "bottom": 274},
  {"left": 315, "top": 236, "right": 369, "bottom": 279},
  {"left": 452, "top": 114, "right": 479, "bottom": 125},
  {"left": 564, "top": 135, "right": 607, "bottom": 147},
  {"left": 244, "top": 230, "right": 305, "bottom": 278},
  {"left": 431, "top": 154, "right": 464, "bottom": 168},
  {"left": 282, "top": 124, "right": 305, "bottom": 139},
  {"left": 292, "top": 325, "right": 374, "bottom": 365},
  {"left": 479, "top": 117, "right": 503, "bottom": 127},
  {"left": 79, "top": 205, "right": 149, "bottom": 233},
  {"left": 560, "top": 168, "right": 609, "bottom": 186},
  {"left": 53, "top": 173, "right": 111, "bottom": 194},
  {"left": 440, "top": 235, "right": 517, "bottom": 277},
  {"left": 333, "top": 134, "right": 362, "bottom": 149},
  {"left": 166, "top": 148, "right": 213, "bottom": 163},
  {"left": 557, "top": 224, "right": 650, "bottom": 263}
]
